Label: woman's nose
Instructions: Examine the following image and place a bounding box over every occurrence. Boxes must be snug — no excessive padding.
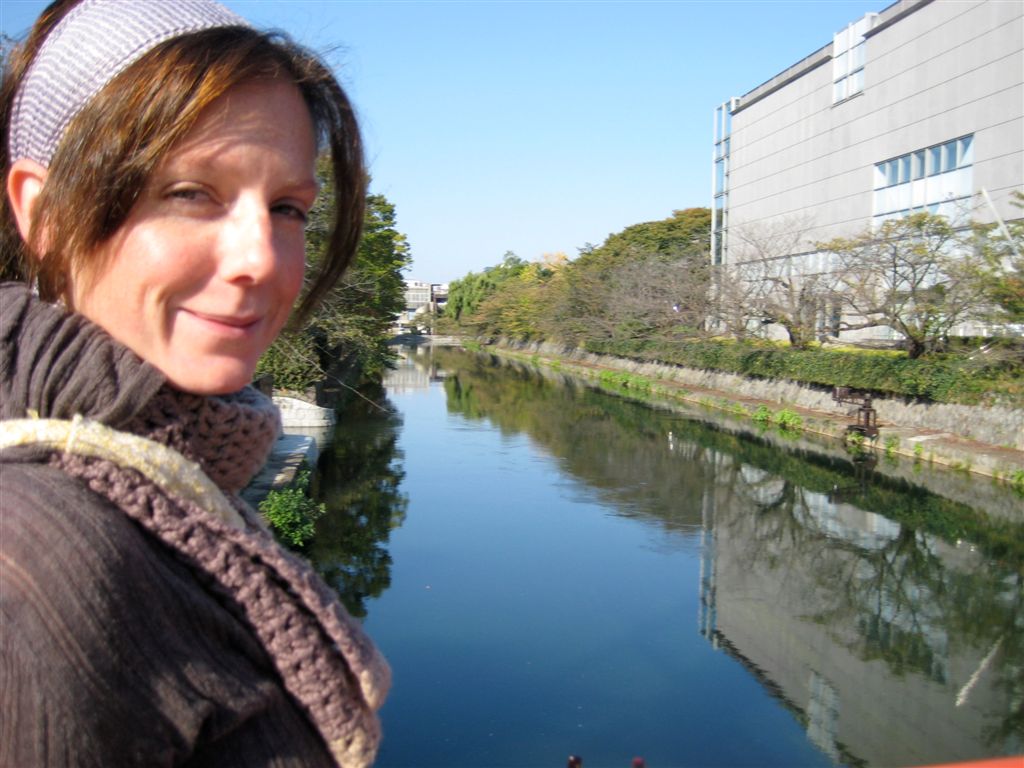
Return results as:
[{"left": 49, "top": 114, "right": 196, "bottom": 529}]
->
[{"left": 217, "top": 202, "right": 279, "bottom": 284}]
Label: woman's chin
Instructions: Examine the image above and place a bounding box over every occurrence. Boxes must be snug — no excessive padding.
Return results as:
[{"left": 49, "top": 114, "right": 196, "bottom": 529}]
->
[{"left": 161, "top": 358, "right": 259, "bottom": 396}]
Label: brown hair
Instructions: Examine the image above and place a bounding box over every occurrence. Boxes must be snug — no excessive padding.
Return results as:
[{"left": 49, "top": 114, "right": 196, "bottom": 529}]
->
[{"left": 0, "top": 0, "right": 365, "bottom": 324}]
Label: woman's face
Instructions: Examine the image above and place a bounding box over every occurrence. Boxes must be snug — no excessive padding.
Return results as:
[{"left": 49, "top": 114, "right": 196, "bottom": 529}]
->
[{"left": 72, "top": 79, "right": 318, "bottom": 395}]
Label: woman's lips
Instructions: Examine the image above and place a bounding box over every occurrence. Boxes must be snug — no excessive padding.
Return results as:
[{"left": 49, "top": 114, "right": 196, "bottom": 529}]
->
[{"left": 184, "top": 308, "right": 263, "bottom": 337}]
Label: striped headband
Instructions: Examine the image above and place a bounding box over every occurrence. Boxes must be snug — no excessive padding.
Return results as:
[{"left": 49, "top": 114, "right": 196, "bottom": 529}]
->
[{"left": 9, "top": 0, "right": 250, "bottom": 168}]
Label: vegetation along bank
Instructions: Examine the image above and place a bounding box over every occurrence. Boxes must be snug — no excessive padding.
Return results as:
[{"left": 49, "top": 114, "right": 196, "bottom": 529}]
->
[{"left": 434, "top": 205, "right": 1023, "bottom": 490}]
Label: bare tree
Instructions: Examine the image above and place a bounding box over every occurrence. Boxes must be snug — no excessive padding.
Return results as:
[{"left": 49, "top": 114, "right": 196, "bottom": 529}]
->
[
  {"left": 715, "top": 216, "right": 834, "bottom": 347},
  {"left": 818, "top": 212, "right": 988, "bottom": 358},
  {"left": 709, "top": 261, "right": 761, "bottom": 341},
  {"left": 601, "top": 252, "right": 710, "bottom": 341}
]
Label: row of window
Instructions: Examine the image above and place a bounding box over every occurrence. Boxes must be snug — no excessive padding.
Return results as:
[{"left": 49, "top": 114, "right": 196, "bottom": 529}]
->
[
  {"left": 874, "top": 169, "right": 973, "bottom": 214},
  {"left": 833, "top": 70, "right": 865, "bottom": 103},
  {"left": 872, "top": 134, "right": 975, "bottom": 223},
  {"left": 714, "top": 157, "right": 727, "bottom": 196},
  {"left": 711, "top": 132, "right": 976, "bottom": 261},
  {"left": 832, "top": 43, "right": 865, "bottom": 103},
  {"left": 713, "top": 102, "right": 732, "bottom": 146},
  {"left": 712, "top": 194, "right": 727, "bottom": 265},
  {"left": 874, "top": 136, "right": 974, "bottom": 189}
]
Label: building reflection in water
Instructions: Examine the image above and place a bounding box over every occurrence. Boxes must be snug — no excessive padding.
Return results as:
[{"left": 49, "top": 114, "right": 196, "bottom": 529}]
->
[
  {"left": 384, "top": 346, "right": 448, "bottom": 394},
  {"left": 696, "top": 447, "right": 1021, "bottom": 766}
]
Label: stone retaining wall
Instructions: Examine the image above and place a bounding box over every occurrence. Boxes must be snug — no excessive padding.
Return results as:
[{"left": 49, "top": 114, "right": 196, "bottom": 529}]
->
[{"left": 504, "top": 340, "right": 1024, "bottom": 451}]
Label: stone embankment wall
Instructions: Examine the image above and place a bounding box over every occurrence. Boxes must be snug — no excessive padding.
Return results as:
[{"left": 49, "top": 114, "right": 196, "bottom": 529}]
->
[{"left": 504, "top": 340, "right": 1024, "bottom": 452}]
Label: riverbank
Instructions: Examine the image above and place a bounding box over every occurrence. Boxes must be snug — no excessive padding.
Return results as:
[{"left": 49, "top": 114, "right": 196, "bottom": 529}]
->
[{"left": 417, "top": 335, "right": 1024, "bottom": 490}]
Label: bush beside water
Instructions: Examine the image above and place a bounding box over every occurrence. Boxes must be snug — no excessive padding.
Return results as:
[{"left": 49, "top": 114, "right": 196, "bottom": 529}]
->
[{"left": 259, "top": 468, "right": 326, "bottom": 549}]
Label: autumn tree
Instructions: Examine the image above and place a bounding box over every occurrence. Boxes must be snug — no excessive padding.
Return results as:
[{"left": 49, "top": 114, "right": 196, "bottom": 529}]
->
[
  {"left": 443, "top": 209, "right": 710, "bottom": 345},
  {"left": 470, "top": 262, "right": 553, "bottom": 340}
]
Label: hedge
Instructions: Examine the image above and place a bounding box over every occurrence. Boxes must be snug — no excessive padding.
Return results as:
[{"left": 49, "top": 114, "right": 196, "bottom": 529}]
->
[{"left": 583, "top": 339, "right": 1022, "bottom": 407}]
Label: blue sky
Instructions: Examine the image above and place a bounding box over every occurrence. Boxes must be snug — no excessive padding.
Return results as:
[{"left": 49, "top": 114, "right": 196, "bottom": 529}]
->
[{"left": 2, "top": 0, "right": 883, "bottom": 283}]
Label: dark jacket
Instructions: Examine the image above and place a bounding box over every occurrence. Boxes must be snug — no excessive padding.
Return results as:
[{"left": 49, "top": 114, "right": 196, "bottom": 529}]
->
[{"left": 0, "top": 284, "right": 378, "bottom": 767}]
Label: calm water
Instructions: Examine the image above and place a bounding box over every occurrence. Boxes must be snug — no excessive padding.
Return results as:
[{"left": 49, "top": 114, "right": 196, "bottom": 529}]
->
[{"left": 309, "top": 347, "right": 1023, "bottom": 768}]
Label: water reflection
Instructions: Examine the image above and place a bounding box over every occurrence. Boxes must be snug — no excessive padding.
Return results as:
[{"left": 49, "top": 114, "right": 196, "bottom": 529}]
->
[
  {"left": 701, "top": 450, "right": 1023, "bottom": 765},
  {"left": 434, "top": 348, "right": 1023, "bottom": 764},
  {"left": 308, "top": 393, "right": 408, "bottom": 618},
  {"left": 318, "top": 346, "right": 1023, "bottom": 765}
]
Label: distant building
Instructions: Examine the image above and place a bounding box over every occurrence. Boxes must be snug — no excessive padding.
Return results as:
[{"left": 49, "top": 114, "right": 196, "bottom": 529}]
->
[
  {"left": 404, "top": 279, "right": 433, "bottom": 311},
  {"left": 430, "top": 283, "right": 448, "bottom": 313},
  {"left": 712, "top": 0, "right": 1023, "bottom": 340},
  {"left": 400, "top": 280, "right": 449, "bottom": 330}
]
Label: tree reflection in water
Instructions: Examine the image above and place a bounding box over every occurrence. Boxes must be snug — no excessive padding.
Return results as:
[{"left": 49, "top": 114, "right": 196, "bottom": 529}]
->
[
  {"left": 435, "top": 347, "right": 1024, "bottom": 759},
  {"left": 307, "top": 391, "right": 408, "bottom": 618}
]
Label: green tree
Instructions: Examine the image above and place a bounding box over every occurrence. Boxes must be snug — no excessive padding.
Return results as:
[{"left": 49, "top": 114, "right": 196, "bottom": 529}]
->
[
  {"left": 307, "top": 403, "right": 407, "bottom": 618},
  {"left": 314, "top": 192, "right": 411, "bottom": 381},
  {"left": 596, "top": 207, "right": 711, "bottom": 264},
  {"left": 258, "top": 160, "right": 411, "bottom": 393},
  {"left": 445, "top": 251, "right": 529, "bottom": 323}
]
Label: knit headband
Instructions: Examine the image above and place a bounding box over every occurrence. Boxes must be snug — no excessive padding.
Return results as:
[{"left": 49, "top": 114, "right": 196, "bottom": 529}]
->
[{"left": 9, "top": 0, "right": 250, "bottom": 168}]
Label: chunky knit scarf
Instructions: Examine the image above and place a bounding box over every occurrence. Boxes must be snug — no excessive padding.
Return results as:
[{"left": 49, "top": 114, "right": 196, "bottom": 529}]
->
[{"left": 11, "top": 385, "right": 389, "bottom": 767}]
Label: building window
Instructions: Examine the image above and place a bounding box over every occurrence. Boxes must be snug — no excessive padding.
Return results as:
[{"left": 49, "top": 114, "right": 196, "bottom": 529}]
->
[
  {"left": 873, "top": 135, "right": 975, "bottom": 224},
  {"left": 832, "top": 13, "right": 876, "bottom": 104},
  {"left": 912, "top": 150, "right": 925, "bottom": 180},
  {"left": 712, "top": 100, "right": 735, "bottom": 265}
]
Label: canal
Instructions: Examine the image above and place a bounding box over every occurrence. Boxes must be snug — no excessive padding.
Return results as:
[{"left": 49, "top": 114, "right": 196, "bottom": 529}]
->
[{"left": 308, "top": 345, "right": 1023, "bottom": 768}]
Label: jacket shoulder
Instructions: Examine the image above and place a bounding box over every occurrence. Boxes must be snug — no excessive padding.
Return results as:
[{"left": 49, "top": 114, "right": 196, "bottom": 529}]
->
[{"left": 0, "top": 461, "right": 332, "bottom": 766}]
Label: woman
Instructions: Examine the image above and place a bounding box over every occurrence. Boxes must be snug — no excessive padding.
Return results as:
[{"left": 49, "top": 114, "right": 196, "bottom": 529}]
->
[{"left": 0, "top": 1, "right": 389, "bottom": 765}]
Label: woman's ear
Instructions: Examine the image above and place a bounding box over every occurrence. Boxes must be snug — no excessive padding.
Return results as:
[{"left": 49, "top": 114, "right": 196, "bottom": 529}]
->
[{"left": 7, "top": 158, "right": 48, "bottom": 246}]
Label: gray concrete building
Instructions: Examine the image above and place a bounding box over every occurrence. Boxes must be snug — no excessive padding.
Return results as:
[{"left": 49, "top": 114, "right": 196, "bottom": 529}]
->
[{"left": 712, "top": 0, "right": 1023, "bottom": 341}]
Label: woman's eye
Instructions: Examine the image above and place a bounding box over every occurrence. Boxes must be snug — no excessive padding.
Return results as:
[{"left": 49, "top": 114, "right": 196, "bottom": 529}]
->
[
  {"left": 272, "top": 203, "right": 309, "bottom": 223},
  {"left": 167, "top": 186, "right": 209, "bottom": 203}
]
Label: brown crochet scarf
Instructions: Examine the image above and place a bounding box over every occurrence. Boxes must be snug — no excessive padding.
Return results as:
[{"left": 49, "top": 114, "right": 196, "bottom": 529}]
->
[{"left": 49, "top": 384, "right": 390, "bottom": 767}]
